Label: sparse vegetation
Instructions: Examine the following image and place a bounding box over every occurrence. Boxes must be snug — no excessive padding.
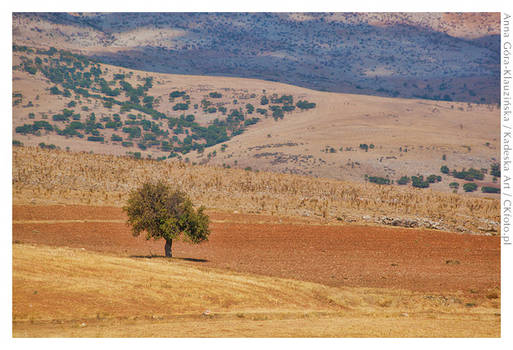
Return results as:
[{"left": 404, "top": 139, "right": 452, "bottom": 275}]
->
[
  {"left": 13, "top": 45, "right": 316, "bottom": 157},
  {"left": 296, "top": 100, "right": 316, "bottom": 110},
  {"left": 411, "top": 176, "right": 429, "bottom": 189},
  {"left": 367, "top": 176, "right": 390, "bottom": 185},
  {"left": 397, "top": 176, "right": 410, "bottom": 185},
  {"left": 449, "top": 182, "right": 460, "bottom": 190},
  {"left": 481, "top": 186, "right": 500, "bottom": 194},
  {"left": 463, "top": 183, "right": 478, "bottom": 192},
  {"left": 490, "top": 163, "right": 500, "bottom": 178}
]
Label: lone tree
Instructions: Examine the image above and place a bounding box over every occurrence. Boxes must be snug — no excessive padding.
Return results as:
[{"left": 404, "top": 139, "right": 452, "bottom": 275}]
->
[{"left": 123, "top": 181, "right": 210, "bottom": 257}]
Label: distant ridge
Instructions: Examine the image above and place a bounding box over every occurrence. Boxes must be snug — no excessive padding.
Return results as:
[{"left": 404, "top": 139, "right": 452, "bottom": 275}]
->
[{"left": 13, "top": 12, "right": 500, "bottom": 104}]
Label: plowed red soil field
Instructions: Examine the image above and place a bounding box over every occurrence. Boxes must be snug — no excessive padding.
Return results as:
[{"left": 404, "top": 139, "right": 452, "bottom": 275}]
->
[{"left": 13, "top": 205, "right": 500, "bottom": 295}]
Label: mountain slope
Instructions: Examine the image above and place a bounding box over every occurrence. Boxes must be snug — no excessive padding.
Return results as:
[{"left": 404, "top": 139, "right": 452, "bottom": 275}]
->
[
  {"left": 12, "top": 45, "right": 500, "bottom": 195},
  {"left": 13, "top": 12, "right": 500, "bottom": 104}
]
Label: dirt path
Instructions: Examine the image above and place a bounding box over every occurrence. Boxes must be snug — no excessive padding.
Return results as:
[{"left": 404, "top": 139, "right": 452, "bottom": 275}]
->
[{"left": 13, "top": 205, "right": 500, "bottom": 295}]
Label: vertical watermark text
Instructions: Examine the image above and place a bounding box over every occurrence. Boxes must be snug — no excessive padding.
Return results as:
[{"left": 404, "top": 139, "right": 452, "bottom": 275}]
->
[{"left": 503, "top": 13, "right": 512, "bottom": 245}]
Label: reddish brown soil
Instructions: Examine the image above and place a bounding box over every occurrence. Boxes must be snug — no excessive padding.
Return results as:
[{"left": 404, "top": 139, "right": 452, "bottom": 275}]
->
[{"left": 13, "top": 205, "right": 500, "bottom": 295}]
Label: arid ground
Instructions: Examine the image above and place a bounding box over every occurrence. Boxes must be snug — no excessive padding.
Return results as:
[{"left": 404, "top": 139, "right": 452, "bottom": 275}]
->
[{"left": 12, "top": 204, "right": 500, "bottom": 337}]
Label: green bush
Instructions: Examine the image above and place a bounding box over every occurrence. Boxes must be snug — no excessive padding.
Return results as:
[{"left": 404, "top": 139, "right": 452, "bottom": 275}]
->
[
  {"left": 427, "top": 174, "right": 441, "bottom": 183},
  {"left": 173, "top": 103, "right": 189, "bottom": 111},
  {"left": 411, "top": 176, "right": 429, "bottom": 188},
  {"left": 397, "top": 176, "right": 410, "bottom": 185},
  {"left": 451, "top": 168, "right": 484, "bottom": 181},
  {"left": 296, "top": 100, "right": 316, "bottom": 109},
  {"left": 169, "top": 90, "right": 186, "bottom": 99},
  {"left": 111, "top": 134, "right": 123, "bottom": 142},
  {"left": 368, "top": 176, "right": 390, "bottom": 185},
  {"left": 449, "top": 182, "right": 460, "bottom": 189},
  {"left": 463, "top": 183, "right": 478, "bottom": 192},
  {"left": 490, "top": 163, "right": 501, "bottom": 177},
  {"left": 256, "top": 108, "right": 268, "bottom": 115},
  {"left": 38, "top": 142, "right": 57, "bottom": 150},
  {"left": 481, "top": 186, "right": 500, "bottom": 194}
]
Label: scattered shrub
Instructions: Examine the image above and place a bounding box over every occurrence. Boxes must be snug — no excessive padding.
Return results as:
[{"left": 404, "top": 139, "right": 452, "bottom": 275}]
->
[
  {"left": 490, "top": 163, "right": 501, "bottom": 177},
  {"left": 368, "top": 176, "right": 390, "bottom": 185},
  {"left": 463, "top": 183, "right": 478, "bottom": 192},
  {"left": 481, "top": 186, "right": 500, "bottom": 194},
  {"left": 397, "top": 176, "right": 410, "bottom": 185},
  {"left": 411, "top": 176, "right": 429, "bottom": 188}
]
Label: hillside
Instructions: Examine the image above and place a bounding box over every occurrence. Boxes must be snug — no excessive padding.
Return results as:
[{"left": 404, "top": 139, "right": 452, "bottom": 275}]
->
[
  {"left": 13, "top": 12, "right": 500, "bottom": 104},
  {"left": 12, "top": 45, "right": 500, "bottom": 195},
  {"left": 13, "top": 146, "right": 499, "bottom": 235}
]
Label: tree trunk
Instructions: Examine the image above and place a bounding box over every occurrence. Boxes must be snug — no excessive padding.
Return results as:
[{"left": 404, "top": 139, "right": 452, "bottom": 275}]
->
[{"left": 164, "top": 239, "right": 173, "bottom": 258}]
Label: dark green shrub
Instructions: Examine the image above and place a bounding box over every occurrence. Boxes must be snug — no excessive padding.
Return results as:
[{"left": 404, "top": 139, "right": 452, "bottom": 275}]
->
[
  {"left": 481, "top": 186, "right": 500, "bottom": 194},
  {"left": 173, "top": 103, "right": 189, "bottom": 111},
  {"left": 411, "top": 176, "right": 429, "bottom": 188},
  {"left": 296, "top": 100, "right": 316, "bottom": 110},
  {"left": 491, "top": 163, "right": 501, "bottom": 177},
  {"left": 169, "top": 90, "right": 186, "bottom": 99},
  {"left": 427, "top": 174, "right": 441, "bottom": 183},
  {"left": 111, "top": 134, "right": 123, "bottom": 142},
  {"left": 397, "top": 176, "right": 410, "bottom": 185},
  {"left": 449, "top": 182, "right": 459, "bottom": 190},
  {"left": 463, "top": 183, "right": 478, "bottom": 192},
  {"left": 368, "top": 176, "right": 390, "bottom": 185}
]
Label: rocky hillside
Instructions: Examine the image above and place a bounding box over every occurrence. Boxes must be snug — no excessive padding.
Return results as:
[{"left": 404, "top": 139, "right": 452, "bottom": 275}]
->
[{"left": 13, "top": 12, "right": 500, "bottom": 104}]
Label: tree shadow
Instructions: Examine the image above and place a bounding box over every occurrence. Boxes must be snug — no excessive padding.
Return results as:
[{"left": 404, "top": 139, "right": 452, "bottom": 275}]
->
[{"left": 130, "top": 255, "right": 209, "bottom": 263}]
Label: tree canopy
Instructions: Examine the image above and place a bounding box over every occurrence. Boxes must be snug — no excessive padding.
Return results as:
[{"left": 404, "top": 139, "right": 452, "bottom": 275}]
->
[{"left": 123, "top": 181, "right": 210, "bottom": 257}]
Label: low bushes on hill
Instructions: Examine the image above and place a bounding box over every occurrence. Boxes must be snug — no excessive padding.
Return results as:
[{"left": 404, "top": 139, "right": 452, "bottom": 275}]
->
[
  {"left": 368, "top": 176, "right": 390, "bottom": 185},
  {"left": 463, "top": 183, "right": 478, "bottom": 192},
  {"left": 482, "top": 186, "right": 500, "bottom": 194}
]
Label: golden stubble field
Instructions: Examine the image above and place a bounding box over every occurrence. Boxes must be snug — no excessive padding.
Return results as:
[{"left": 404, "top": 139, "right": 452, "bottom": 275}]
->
[
  {"left": 13, "top": 146, "right": 500, "bottom": 235},
  {"left": 12, "top": 244, "right": 500, "bottom": 337}
]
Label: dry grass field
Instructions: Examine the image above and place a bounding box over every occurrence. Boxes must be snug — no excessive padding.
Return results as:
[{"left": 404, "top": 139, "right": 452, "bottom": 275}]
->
[
  {"left": 13, "top": 146, "right": 499, "bottom": 235},
  {"left": 13, "top": 244, "right": 500, "bottom": 337}
]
